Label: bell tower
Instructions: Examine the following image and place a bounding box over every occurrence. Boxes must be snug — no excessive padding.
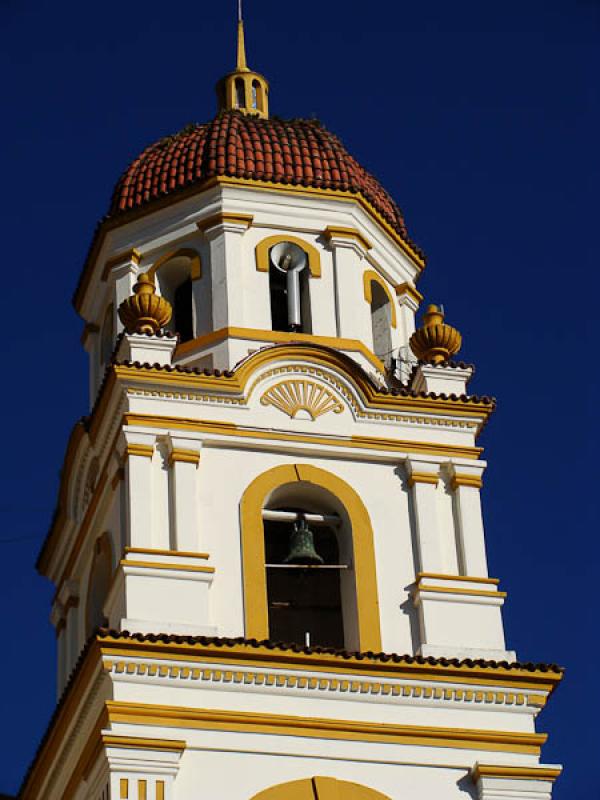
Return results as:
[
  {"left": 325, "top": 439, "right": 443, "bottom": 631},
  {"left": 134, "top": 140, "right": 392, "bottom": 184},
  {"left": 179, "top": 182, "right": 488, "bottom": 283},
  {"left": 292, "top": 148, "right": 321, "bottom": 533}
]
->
[{"left": 22, "top": 13, "right": 563, "bottom": 800}]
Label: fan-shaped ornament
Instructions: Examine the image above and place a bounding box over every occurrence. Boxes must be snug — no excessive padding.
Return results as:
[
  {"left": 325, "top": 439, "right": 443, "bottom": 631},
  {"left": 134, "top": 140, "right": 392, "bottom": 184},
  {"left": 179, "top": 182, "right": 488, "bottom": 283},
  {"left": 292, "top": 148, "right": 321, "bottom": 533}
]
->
[
  {"left": 409, "top": 304, "right": 462, "bottom": 364},
  {"left": 260, "top": 380, "right": 344, "bottom": 420},
  {"left": 118, "top": 273, "right": 172, "bottom": 335}
]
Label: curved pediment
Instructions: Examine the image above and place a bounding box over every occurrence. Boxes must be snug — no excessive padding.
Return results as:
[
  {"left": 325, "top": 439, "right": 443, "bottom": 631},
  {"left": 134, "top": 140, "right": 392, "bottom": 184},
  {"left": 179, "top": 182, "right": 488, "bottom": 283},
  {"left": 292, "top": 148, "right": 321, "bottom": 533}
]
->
[{"left": 251, "top": 776, "right": 391, "bottom": 800}]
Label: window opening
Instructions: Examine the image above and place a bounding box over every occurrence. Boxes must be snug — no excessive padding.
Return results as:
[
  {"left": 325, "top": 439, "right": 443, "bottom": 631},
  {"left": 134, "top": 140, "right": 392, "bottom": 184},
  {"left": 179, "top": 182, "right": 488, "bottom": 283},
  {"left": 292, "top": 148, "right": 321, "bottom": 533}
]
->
[
  {"left": 173, "top": 277, "right": 193, "bottom": 342},
  {"left": 370, "top": 281, "right": 392, "bottom": 363},
  {"left": 235, "top": 77, "right": 246, "bottom": 108},
  {"left": 263, "top": 509, "right": 345, "bottom": 648},
  {"left": 269, "top": 241, "right": 312, "bottom": 333},
  {"left": 86, "top": 536, "right": 112, "bottom": 637},
  {"left": 251, "top": 80, "right": 258, "bottom": 109}
]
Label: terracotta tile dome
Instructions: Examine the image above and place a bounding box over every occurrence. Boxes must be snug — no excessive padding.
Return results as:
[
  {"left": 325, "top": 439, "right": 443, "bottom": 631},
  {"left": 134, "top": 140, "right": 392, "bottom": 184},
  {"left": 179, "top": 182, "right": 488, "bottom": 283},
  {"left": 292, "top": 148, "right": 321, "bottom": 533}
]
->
[{"left": 111, "top": 110, "right": 420, "bottom": 254}]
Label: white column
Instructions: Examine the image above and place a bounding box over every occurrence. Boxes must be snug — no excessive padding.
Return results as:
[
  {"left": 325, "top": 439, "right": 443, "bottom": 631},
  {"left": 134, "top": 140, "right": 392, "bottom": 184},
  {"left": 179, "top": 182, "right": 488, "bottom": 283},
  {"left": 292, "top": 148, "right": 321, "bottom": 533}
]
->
[
  {"left": 202, "top": 216, "right": 252, "bottom": 330},
  {"left": 51, "top": 601, "right": 66, "bottom": 697},
  {"left": 57, "top": 579, "right": 80, "bottom": 680},
  {"left": 107, "top": 250, "right": 141, "bottom": 334},
  {"left": 123, "top": 433, "right": 155, "bottom": 549},
  {"left": 326, "top": 233, "right": 372, "bottom": 344},
  {"left": 450, "top": 464, "right": 489, "bottom": 576},
  {"left": 395, "top": 283, "right": 421, "bottom": 347},
  {"left": 406, "top": 459, "right": 444, "bottom": 573},
  {"left": 169, "top": 437, "right": 202, "bottom": 552}
]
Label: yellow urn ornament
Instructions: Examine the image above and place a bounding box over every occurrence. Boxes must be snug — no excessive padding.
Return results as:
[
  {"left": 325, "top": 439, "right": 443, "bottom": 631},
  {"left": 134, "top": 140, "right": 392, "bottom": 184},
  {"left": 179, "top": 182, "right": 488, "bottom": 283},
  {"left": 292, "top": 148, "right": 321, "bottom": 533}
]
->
[
  {"left": 118, "top": 273, "right": 172, "bottom": 335},
  {"left": 409, "top": 304, "right": 462, "bottom": 364}
]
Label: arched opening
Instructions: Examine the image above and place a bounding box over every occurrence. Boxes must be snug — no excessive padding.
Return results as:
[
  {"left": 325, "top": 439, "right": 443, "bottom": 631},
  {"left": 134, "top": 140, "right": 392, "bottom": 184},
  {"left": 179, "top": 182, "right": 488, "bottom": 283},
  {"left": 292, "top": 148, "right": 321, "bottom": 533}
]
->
[
  {"left": 85, "top": 533, "right": 113, "bottom": 638},
  {"left": 269, "top": 243, "right": 312, "bottom": 334},
  {"left": 264, "top": 506, "right": 345, "bottom": 648},
  {"left": 235, "top": 77, "right": 246, "bottom": 108},
  {"left": 100, "top": 303, "right": 114, "bottom": 366},
  {"left": 240, "top": 464, "right": 381, "bottom": 652},
  {"left": 154, "top": 256, "right": 196, "bottom": 342},
  {"left": 369, "top": 281, "right": 393, "bottom": 363},
  {"left": 252, "top": 79, "right": 264, "bottom": 111},
  {"left": 251, "top": 777, "right": 392, "bottom": 799}
]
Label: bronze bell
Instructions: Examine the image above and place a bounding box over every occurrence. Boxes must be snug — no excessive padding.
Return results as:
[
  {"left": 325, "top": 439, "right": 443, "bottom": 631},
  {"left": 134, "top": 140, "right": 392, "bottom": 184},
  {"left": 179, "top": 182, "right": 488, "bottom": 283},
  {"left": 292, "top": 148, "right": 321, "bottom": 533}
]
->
[{"left": 283, "top": 518, "right": 324, "bottom": 565}]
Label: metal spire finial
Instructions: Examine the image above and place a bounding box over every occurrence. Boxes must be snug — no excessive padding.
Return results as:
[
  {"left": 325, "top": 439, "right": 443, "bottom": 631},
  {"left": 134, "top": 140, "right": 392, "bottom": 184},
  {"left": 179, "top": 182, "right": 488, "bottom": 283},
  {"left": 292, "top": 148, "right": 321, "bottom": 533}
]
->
[{"left": 236, "top": 1, "right": 248, "bottom": 71}]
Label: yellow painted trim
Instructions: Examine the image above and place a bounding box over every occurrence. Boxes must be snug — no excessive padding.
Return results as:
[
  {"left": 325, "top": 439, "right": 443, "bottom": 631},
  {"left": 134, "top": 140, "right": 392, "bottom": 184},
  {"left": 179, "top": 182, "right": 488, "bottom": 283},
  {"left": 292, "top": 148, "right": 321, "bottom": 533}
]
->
[
  {"left": 208, "top": 176, "right": 424, "bottom": 268},
  {"left": 452, "top": 474, "right": 483, "bottom": 490},
  {"left": 75, "top": 176, "right": 425, "bottom": 314},
  {"left": 106, "top": 701, "right": 546, "bottom": 754},
  {"left": 472, "top": 765, "right": 562, "bottom": 782},
  {"left": 197, "top": 212, "right": 254, "bottom": 231},
  {"left": 125, "top": 443, "right": 154, "bottom": 459},
  {"left": 252, "top": 777, "right": 391, "bottom": 800},
  {"left": 120, "top": 777, "right": 128, "bottom": 798},
  {"left": 123, "top": 412, "right": 482, "bottom": 461},
  {"left": 121, "top": 559, "right": 215, "bottom": 574},
  {"left": 408, "top": 472, "right": 439, "bottom": 487},
  {"left": 417, "top": 572, "right": 500, "bottom": 586},
  {"left": 125, "top": 547, "right": 209, "bottom": 560},
  {"left": 255, "top": 234, "right": 322, "bottom": 277},
  {"left": 418, "top": 584, "right": 507, "bottom": 599},
  {"left": 97, "top": 637, "right": 562, "bottom": 690},
  {"left": 138, "top": 780, "right": 147, "bottom": 800},
  {"left": 363, "top": 270, "right": 398, "bottom": 328},
  {"left": 157, "top": 782, "right": 165, "bottom": 800},
  {"left": 102, "top": 248, "right": 141, "bottom": 281},
  {"left": 240, "top": 464, "right": 382, "bottom": 651},
  {"left": 169, "top": 448, "right": 201, "bottom": 466},
  {"left": 395, "top": 282, "right": 424, "bottom": 305},
  {"left": 102, "top": 734, "right": 186, "bottom": 752},
  {"left": 147, "top": 247, "right": 202, "bottom": 281},
  {"left": 175, "top": 327, "right": 382, "bottom": 372},
  {"left": 323, "top": 225, "right": 373, "bottom": 252}
]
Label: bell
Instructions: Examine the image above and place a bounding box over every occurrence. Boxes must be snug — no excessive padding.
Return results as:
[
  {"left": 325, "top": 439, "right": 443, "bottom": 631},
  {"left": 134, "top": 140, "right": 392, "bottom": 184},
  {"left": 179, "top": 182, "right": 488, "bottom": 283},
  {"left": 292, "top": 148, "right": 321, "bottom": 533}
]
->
[{"left": 283, "top": 518, "right": 324, "bottom": 565}]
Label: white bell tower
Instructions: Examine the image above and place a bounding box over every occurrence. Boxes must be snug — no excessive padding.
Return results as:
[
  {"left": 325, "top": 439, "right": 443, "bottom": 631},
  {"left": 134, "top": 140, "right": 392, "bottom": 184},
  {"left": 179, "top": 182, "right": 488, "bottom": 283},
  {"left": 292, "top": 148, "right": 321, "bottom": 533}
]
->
[{"left": 23, "top": 14, "right": 563, "bottom": 800}]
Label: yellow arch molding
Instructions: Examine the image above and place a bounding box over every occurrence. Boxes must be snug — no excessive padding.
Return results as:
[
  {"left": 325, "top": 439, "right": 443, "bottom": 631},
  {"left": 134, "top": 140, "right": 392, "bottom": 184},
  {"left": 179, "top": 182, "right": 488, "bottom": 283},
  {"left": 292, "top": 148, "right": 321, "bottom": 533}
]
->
[
  {"left": 363, "top": 270, "right": 397, "bottom": 328},
  {"left": 255, "top": 234, "right": 321, "bottom": 277},
  {"left": 240, "top": 463, "right": 381, "bottom": 651},
  {"left": 251, "top": 777, "right": 392, "bottom": 800},
  {"left": 148, "top": 247, "right": 202, "bottom": 280}
]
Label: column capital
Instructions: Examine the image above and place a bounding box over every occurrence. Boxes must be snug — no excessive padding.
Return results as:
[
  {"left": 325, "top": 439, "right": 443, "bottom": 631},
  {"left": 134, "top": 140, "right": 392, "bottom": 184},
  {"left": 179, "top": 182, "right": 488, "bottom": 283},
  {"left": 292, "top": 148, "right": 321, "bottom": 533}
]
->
[
  {"left": 198, "top": 212, "right": 253, "bottom": 238},
  {"left": 323, "top": 225, "right": 372, "bottom": 258},
  {"left": 168, "top": 435, "right": 203, "bottom": 466},
  {"left": 449, "top": 462, "right": 486, "bottom": 490},
  {"left": 406, "top": 457, "right": 441, "bottom": 487},
  {"left": 471, "top": 763, "right": 562, "bottom": 799},
  {"left": 102, "top": 248, "right": 141, "bottom": 282},
  {"left": 395, "top": 282, "right": 423, "bottom": 312},
  {"left": 121, "top": 431, "right": 156, "bottom": 461}
]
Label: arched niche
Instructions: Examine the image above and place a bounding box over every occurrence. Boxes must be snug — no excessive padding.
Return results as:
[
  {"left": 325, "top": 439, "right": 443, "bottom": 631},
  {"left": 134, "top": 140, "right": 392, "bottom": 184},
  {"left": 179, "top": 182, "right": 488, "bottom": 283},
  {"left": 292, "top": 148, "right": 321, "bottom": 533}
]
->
[
  {"left": 148, "top": 248, "right": 203, "bottom": 343},
  {"left": 251, "top": 776, "right": 392, "bottom": 799},
  {"left": 85, "top": 532, "right": 113, "bottom": 638},
  {"left": 240, "top": 464, "right": 381, "bottom": 652}
]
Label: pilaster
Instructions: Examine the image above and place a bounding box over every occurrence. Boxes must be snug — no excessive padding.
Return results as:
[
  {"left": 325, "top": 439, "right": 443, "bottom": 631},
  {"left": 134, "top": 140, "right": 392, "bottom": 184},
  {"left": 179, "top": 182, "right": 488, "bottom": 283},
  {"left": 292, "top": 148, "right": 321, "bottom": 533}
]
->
[
  {"left": 104, "top": 250, "right": 141, "bottom": 334},
  {"left": 325, "top": 229, "right": 373, "bottom": 346},
  {"left": 406, "top": 459, "right": 444, "bottom": 573},
  {"left": 450, "top": 463, "right": 489, "bottom": 576},
  {"left": 201, "top": 215, "right": 252, "bottom": 330},
  {"left": 123, "top": 433, "right": 156, "bottom": 549},
  {"left": 168, "top": 437, "right": 202, "bottom": 552}
]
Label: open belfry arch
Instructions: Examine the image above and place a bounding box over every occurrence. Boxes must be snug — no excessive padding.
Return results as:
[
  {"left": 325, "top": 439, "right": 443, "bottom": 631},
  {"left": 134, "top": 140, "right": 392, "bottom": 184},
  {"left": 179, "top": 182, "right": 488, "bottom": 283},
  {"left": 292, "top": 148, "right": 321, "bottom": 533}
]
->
[{"left": 21, "top": 10, "right": 562, "bottom": 800}]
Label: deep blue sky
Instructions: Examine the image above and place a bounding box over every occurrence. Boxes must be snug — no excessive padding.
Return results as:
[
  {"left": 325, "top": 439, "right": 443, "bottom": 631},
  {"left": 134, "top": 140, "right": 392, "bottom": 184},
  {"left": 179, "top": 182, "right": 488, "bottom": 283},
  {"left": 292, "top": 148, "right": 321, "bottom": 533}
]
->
[{"left": 0, "top": 1, "right": 597, "bottom": 796}]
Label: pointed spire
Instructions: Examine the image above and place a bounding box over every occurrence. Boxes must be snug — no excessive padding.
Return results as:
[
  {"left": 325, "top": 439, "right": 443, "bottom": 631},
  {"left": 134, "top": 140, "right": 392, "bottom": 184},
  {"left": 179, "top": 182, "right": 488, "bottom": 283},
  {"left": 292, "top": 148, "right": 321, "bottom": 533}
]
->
[
  {"left": 215, "top": 2, "right": 270, "bottom": 119},
  {"left": 236, "top": 19, "right": 248, "bottom": 71},
  {"left": 236, "top": 0, "right": 248, "bottom": 71}
]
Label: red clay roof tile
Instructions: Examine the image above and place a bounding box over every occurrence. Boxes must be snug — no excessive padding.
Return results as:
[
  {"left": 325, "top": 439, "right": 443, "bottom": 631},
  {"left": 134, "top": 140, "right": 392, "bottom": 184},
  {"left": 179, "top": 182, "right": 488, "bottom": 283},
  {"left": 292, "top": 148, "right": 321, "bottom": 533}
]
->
[{"left": 110, "top": 111, "right": 419, "bottom": 254}]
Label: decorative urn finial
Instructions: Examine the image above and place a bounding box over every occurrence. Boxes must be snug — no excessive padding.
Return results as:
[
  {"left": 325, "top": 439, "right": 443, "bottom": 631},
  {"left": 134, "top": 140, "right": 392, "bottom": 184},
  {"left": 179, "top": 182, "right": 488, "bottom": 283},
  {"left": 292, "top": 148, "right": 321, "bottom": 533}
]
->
[
  {"left": 118, "top": 273, "right": 172, "bottom": 335},
  {"left": 409, "top": 304, "right": 462, "bottom": 364}
]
